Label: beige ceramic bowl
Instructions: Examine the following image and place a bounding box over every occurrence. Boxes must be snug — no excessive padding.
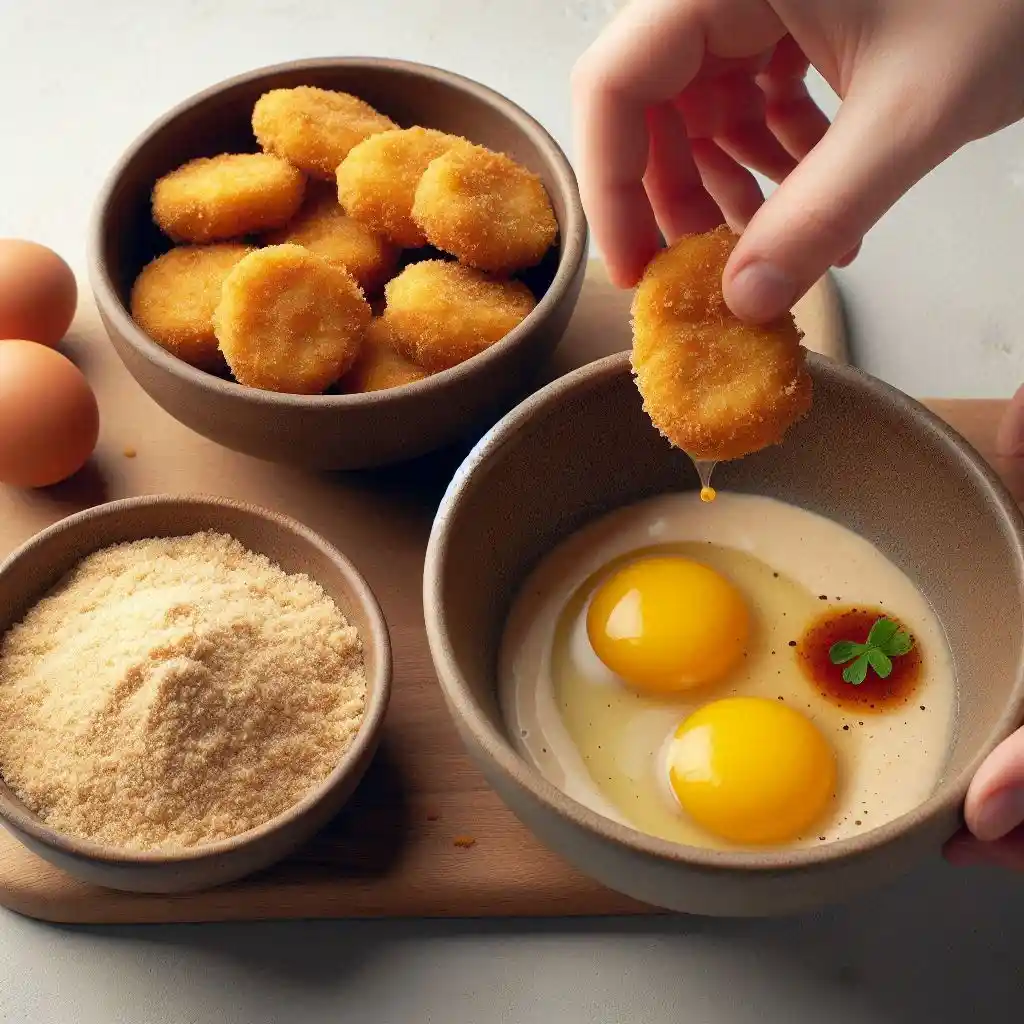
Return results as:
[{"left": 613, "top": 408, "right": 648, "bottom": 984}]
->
[
  {"left": 0, "top": 495, "right": 391, "bottom": 893},
  {"left": 425, "top": 351, "right": 1024, "bottom": 917},
  {"left": 88, "top": 58, "right": 587, "bottom": 470}
]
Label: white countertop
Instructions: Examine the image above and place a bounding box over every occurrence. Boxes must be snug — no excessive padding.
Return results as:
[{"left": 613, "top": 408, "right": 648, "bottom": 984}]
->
[{"left": 1, "top": 1, "right": 1022, "bottom": 1020}]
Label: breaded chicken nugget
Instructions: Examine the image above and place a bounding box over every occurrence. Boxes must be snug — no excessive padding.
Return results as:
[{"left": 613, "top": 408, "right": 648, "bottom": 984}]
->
[
  {"left": 152, "top": 153, "right": 305, "bottom": 243},
  {"left": 382, "top": 260, "right": 536, "bottom": 372},
  {"left": 337, "top": 127, "right": 469, "bottom": 247},
  {"left": 411, "top": 144, "right": 558, "bottom": 273},
  {"left": 341, "top": 317, "right": 429, "bottom": 393},
  {"left": 631, "top": 226, "right": 812, "bottom": 461},
  {"left": 214, "top": 244, "right": 371, "bottom": 394},
  {"left": 130, "top": 244, "right": 252, "bottom": 371},
  {"left": 252, "top": 86, "right": 399, "bottom": 180},
  {"left": 263, "top": 183, "right": 399, "bottom": 295}
]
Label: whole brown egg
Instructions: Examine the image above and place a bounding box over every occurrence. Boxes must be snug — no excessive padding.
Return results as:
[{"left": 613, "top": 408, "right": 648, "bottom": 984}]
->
[
  {"left": 0, "top": 239, "right": 78, "bottom": 347},
  {"left": 0, "top": 340, "right": 99, "bottom": 488}
]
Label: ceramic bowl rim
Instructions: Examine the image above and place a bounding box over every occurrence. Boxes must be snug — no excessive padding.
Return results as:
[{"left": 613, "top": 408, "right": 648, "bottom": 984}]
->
[
  {"left": 424, "top": 350, "right": 1024, "bottom": 874},
  {"left": 0, "top": 493, "right": 392, "bottom": 866},
  {"left": 87, "top": 56, "right": 587, "bottom": 408}
]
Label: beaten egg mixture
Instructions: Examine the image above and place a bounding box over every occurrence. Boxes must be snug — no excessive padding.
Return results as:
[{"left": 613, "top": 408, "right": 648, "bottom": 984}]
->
[{"left": 500, "top": 492, "right": 956, "bottom": 851}]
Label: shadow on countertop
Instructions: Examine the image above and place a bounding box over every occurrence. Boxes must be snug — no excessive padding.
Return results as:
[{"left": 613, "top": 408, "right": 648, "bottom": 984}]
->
[{"left": 33, "top": 855, "right": 1021, "bottom": 1023}]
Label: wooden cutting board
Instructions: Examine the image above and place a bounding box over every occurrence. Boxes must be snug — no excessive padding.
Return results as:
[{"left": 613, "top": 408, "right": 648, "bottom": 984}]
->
[{"left": 0, "top": 263, "right": 978, "bottom": 926}]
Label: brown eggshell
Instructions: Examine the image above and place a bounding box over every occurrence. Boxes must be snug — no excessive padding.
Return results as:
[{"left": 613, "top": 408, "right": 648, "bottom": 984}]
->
[
  {"left": 0, "top": 340, "right": 99, "bottom": 488},
  {"left": 0, "top": 240, "right": 78, "bottom": 348}
]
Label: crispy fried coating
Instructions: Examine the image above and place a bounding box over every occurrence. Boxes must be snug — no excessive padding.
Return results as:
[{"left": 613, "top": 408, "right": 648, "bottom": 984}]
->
[
  {"left": 214, "top": 244, "right": 371, "bottom": 394},
  {"left": 336, "top": 127, "right": 469, "bottom": 248},
  {"left": 252, "top": 86, "right": 399, "bottom": 180},
  {"left": 341, "top": 317, "right": 429, "bottom": 393},
  {"left": 411, "top": 143, "right": 558, "bottom": 273},
  {"left": 152, "top": 153, "right": 305, "bottom": 243},
  {"left": 382, "top": 260, "right": 535, "bottom": 372},
  {"left": 263, "top": 183, "right": 399, "bottom": 295},
  {"left": 631, "top": 226, "right": 812, "bottom": 461},
  {"left": 130, "top": 244, "right": 252, "bottom": 371}
]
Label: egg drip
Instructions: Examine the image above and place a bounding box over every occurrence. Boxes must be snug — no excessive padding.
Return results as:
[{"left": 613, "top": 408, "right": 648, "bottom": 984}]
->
[{"left": 693, "top": 458, "right": 717, "bottom": 503}]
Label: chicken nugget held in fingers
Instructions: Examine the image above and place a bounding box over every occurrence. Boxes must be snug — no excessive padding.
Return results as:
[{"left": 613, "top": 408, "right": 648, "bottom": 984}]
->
[
  {"left": 631, "top": 226, "right": 812, "bottom": 462},
  {"left": 214, "top": 244, "right": 371, "bottom": 394}
]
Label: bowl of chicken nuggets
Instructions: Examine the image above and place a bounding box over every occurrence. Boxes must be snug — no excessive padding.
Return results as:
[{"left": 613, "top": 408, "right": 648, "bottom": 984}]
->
[{"left": 89, "top": 58, "right": 587, "bottom": 470}]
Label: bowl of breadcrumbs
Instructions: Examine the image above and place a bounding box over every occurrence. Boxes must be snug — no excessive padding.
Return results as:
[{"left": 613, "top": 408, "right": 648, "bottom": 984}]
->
[{"left": 0, "top": 494, "right": 391, "bottom": 893}]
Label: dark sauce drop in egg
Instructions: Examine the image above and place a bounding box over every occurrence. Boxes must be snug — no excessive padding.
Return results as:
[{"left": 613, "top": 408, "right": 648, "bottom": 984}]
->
[{"left": 796, "top": 606, "right": 922, "bottom": 712}]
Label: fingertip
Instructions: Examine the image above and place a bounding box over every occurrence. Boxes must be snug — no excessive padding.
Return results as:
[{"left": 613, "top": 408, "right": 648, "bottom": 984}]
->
[
  {"left": 722, "top": 255, "right": 799, "bottom": 323},
  {"left": 943, "top": 832, "right": 983, "bottom": 867},
  {"left": 604, "top": 259, "right": 645, "bottom": 289},
  {"left": 835, "top": 243, "right": 862, "bottom": 268}
]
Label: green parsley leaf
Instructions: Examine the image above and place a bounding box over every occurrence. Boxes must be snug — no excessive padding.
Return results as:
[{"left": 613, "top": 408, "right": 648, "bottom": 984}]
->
[
  {"left": 842, "top": 654, "right": 870, "bottom": 685},
  {"left": 886, "top": 629, "right": 913, "bottom": 656},
  {"left": 866, "top": 647, "right": 893, "bottom": 678},
  {"left": 829, "top": 640, "right": 863, "bottom": 665},
  {"left": 867, "top": 617, "right": 899, "bottom": 648},
  {"left": 829, "top": 616, "right": 912, "bottom": 686}
]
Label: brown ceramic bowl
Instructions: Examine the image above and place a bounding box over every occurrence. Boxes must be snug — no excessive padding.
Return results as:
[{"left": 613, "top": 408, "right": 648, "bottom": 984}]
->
[
  {"left": 88, "top": 58, "right": 587, "bottom": 471},
  {"left": 424, "top": 351, "right": 1024, "bottom": 917},
  {"left": 0, "top": 495, "right": 391, "bottom": 893}
]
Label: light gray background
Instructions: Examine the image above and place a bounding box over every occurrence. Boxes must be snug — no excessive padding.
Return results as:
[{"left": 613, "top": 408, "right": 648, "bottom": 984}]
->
[{"left": 1, "top": 1, "right": 1022, "bottom": 1020}]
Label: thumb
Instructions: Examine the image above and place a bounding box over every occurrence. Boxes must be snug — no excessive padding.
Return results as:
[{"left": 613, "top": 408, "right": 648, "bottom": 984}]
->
[
  {"left": 723, "top": 68, "right": 961, "bottom": 322},
  {"left": 965, "top": 726, "right": 1024, "bottom": 841}
]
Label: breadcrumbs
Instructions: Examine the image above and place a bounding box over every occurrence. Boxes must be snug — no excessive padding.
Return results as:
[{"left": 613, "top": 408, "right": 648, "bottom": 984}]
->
[{"left": 0, "top": 532, "right": 366, "bottom": 851}]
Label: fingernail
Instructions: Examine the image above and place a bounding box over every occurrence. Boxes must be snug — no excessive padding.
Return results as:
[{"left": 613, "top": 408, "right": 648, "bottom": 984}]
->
[
  {"left": 726, "top": 262, "right": 797, "bottom": 322},
  {"left": 973, "top": 787, "right": 1024, "bottom": 841}
]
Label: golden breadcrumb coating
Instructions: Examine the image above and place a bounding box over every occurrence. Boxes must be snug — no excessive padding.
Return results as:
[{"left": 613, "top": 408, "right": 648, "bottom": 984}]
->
[
  {"left": 411, "top": 143, "right": 558, "bottom": 273},
  {"left": 130, "top": 244, "right": 252, "bottom": 370},
  {"left": 337, "top": 127, "right": 470, "bottom": 247},
  {"left": 214, "top": 244, "right": 370, "bottom": 394},
  {"left": 263, "top": 183, "right": 399, "bottom": 295},
  {"left": 382, "top": 260, "right": 536, "bottom": 372},
  {"left": 152, "top": 153, "right": 305, "bottom": 243},
  {"left": 341, "top": 317, "right": 429, "bottom": 392},
  {"left": 631, "top": 226, "right": 812, "bottom": 461},
  {"left": 252, "top": 86, "right": 399, "bottom": 179}
]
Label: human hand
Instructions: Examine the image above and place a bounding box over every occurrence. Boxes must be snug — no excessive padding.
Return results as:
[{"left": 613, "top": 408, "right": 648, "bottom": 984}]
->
[
  {"left": 571, "top": 0, "right": 1024, "bottom": 322},
  {"left": 947, "top": 395, "right": 1024, "bottom": 867},
  {"left": 944, "top": 726, "right": 1024, "bottom": 871}
]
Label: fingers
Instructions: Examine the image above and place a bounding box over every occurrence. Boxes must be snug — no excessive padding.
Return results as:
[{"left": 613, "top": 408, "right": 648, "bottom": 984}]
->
[
  {"left": 965, "top": 725, "right": 1024, "bottom": 840},
  {"left": 996, "top": 384, "right": 1024, "bottom": 456},
  {"left": 643, "top": 103, "right": 725, "bottom": 243},
  {"left": 690, "top": 139, "right": 764, "bottom": 232},
  {"left": 571, "top": 0, "right": 785, "bottom": 286},
  {"left": 571, "top": 0, "right": 708, "bottom": 285},
  {"left": 677, "top": 72, "right": 798, "bottom": 184},
  {"left": 723, "top": 67, "right": 961, "bottom": 322},
  {"left": 757, "top": 35, "right": 831, "bottom": 162},
  {"left": 945, "top": 827, "right": 1024, "bottom": 872}
]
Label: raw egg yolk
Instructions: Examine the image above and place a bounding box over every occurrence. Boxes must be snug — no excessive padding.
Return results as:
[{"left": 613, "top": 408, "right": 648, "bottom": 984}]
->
[
  {"left": 586, "top": 556, "right": 749, "bottom": 692},
  {"left": 666, "top": 697, "right": 836, "bottom": 844}
]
